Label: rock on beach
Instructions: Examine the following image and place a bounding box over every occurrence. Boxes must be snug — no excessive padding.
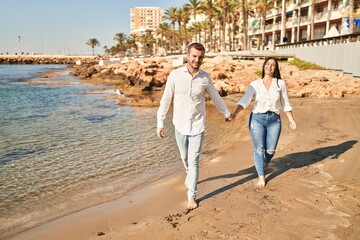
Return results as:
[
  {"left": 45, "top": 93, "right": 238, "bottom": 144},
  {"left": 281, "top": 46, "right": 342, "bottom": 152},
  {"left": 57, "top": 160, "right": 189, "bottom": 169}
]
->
[
  {"left": 2, "top": 54, "right": 358, "bottom": 105},
  {"left": 68, "top": 55, "right": 360, "bottom": 107}
]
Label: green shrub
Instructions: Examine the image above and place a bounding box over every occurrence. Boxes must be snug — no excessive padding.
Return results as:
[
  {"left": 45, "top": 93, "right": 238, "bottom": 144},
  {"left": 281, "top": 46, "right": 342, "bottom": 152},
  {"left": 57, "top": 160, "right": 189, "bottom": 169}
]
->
[{"left": 289, "top": 58, "right": 324, "bottom": 70}]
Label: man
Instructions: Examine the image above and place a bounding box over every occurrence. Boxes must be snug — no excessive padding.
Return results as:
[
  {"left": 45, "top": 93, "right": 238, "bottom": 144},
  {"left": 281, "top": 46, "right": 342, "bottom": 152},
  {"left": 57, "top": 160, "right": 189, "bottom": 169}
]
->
[{"left": 156, "top": 42, "right": 232, "bottom": 210}]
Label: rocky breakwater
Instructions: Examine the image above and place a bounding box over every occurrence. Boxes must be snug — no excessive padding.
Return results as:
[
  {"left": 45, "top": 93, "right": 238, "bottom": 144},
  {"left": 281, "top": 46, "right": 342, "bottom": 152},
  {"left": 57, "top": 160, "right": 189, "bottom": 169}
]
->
[
  {"left": 69, "top": 58, "right": 174, "bottom": 107},
  {"left": 0, "top": 55, "right": 99, "bottom": 64},
  {"left": 69, "top": 55, "right": 360, "bottom": 107},
  {"left": 199, "top": 55, "right": 359, "bottom": 99}
]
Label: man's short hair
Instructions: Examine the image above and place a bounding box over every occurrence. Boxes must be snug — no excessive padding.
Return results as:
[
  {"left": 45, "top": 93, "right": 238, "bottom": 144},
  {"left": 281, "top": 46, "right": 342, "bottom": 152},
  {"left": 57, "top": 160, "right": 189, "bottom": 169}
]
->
[{"left": 187, "top": 42, "right": 205, "bottom": 53}]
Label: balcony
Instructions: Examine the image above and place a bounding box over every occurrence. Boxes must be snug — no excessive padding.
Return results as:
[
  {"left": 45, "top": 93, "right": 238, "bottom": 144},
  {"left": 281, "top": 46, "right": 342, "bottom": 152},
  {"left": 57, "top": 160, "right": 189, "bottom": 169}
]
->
[
  {"left": 266, "top": 8, "right": 280, "bottom": 18},
  {"left": 300, "top": 16, "right": 309, "bottom": 24},
  {"left": 300, "top": 0, "right": 310, "bottom": 5},
  {"left": 315, "top": 0, "right": 328, "bottom": 3}
]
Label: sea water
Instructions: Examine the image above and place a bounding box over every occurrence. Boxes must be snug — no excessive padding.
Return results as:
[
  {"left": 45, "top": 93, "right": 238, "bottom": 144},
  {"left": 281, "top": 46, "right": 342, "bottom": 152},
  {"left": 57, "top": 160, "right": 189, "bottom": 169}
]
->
[{"left": 0, "top": 64, "right": 244, "bottom": 238}]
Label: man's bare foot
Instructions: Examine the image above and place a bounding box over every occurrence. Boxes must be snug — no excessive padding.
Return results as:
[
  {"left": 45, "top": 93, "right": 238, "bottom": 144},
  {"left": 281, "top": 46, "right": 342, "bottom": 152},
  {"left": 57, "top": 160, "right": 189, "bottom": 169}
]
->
[
  {"left": 264, "top": 163, "right": 269, "bottom": 171},
  {"left": 256, "top": 176, "right": 266, "bottom": 187},
  {"left": 187, "top": 199, "right": 198, "bottom": 210}
]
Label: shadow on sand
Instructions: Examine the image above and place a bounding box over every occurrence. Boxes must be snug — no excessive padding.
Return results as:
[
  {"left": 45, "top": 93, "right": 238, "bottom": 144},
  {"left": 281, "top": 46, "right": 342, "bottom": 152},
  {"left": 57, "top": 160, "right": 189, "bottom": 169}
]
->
[{"left": 197, "top": 140, "right": 357, "bottom": 203}]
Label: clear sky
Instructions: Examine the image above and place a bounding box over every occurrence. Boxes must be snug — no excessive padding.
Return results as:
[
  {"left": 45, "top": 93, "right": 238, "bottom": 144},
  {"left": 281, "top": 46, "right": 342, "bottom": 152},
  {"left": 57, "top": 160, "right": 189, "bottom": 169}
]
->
[{"left": 0, "top": 0, "right": 189, "bottom": 55}]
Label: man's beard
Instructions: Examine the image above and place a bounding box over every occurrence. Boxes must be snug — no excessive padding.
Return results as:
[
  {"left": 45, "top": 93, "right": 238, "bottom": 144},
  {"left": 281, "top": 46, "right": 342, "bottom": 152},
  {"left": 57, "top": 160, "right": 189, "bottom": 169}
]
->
[{"left": 190, "top": 62, "right": 200, "bottom": 70}]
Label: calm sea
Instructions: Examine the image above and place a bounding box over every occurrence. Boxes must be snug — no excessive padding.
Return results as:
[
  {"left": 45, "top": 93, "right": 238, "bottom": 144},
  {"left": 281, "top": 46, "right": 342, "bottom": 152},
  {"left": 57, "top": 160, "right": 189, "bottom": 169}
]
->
[{"left": 0, "top": 64, "right": 245, "bottom": 238}]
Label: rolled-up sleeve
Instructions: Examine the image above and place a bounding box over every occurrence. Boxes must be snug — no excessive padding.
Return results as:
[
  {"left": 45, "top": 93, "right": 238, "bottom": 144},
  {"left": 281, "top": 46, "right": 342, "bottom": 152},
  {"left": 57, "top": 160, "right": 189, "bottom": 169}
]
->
[{"left": 280, "top": 81, "right": 293, "bottom": 112}]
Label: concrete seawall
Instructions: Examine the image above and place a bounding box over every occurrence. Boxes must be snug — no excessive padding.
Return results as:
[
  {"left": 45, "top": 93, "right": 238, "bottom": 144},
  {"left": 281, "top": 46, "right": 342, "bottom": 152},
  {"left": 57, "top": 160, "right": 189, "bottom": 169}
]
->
[
  {"left": 275, "top": 40, "right": 360, "bottom": 78},
  {"left": 0, "top": 55, "right": 100, "bottom": 64}
]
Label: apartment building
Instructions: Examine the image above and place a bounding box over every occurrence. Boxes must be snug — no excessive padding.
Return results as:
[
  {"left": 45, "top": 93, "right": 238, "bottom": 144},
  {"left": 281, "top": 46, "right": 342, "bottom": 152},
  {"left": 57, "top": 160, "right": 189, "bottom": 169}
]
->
[
  {"left": 130, "top": 7, "right": 163, "bottom": 35},
  {"left": 248, "top": 0, "right": 360, "bottom": 49}
]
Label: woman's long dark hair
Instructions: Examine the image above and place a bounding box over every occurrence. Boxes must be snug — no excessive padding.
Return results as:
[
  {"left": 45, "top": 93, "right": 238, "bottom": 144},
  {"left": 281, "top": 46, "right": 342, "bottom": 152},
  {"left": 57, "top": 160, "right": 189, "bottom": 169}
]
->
[{"left": 261, "top": 57, "right": 281, "bottom": 87}]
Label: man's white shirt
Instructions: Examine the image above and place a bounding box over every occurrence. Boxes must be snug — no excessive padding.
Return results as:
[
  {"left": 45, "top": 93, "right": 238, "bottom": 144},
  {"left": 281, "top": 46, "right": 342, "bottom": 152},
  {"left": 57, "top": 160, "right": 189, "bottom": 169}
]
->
[{"left": 157, "top": 66, "right": 231, "bottom": 135}]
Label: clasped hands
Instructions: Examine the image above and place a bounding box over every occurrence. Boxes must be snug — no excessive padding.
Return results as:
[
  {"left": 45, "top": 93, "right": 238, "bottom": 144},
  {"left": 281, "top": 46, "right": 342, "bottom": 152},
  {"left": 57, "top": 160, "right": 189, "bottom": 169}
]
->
[{"left": 225, "top": 113, "right": 237, "bottom": 122}]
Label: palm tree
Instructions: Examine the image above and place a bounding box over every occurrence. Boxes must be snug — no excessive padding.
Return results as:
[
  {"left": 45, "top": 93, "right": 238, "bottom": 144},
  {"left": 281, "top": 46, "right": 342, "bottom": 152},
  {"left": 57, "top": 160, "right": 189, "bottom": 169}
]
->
[
  {"left": 156, "top": 22, "right": 172, "bottom": 53},
  {"left": 219, "top": 0, "right": 229, "bottom": 51},
  {"left": 201, "top": 0, "right": 217, "bottom": 52},
  {"left": 140, "top": 32, "right": 155, "bottom": 56},
  {"left": 127, "top": 33, "right": 139, "bottom": 56},
  {"left": 213, "top": 3, "right": 225, "bottom": 51},
  {"left": 164, "top": 7, "right": 178, "bottom": 53},
  {"left": 113, "top": 33, "right": 127, "bottom": 45},
  {"left": 182, "top": 4, "right": 192, "bottom": 47},
  {"left": 113, "top": 33, "right": 128, "bottom": 56},
  {"left": 254, "top": 0, "right": 273, "bottom": 49},
  {"left": 86, "top": 38, "right": 100, "bottom": 56},
  {"left": 238, "top": 0, "right": 248, "bottom": 50},
  {"left": 185, "top": 0, "right": 202, "bottom": 42},
  {"left": 103, "top": 45, "right": 110, "bottom": 55},
  {"left": 175, "top": 8, "right": 184, "bottom": 51},
  {"left": 228, "top": 0, "right": 241, "bottom": 51},
  {"left": 199, "top": 20, "right": 210, "bottom": 45},
  {"left": 188, "top": 21, "right": 203, "bottom": 42}
]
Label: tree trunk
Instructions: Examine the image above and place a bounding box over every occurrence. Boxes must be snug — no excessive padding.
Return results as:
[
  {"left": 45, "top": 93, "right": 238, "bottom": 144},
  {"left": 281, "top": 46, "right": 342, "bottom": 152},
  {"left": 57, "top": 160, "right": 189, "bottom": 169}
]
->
[{"left": 209, "top": 18, "right": 213, "bottom": 52}]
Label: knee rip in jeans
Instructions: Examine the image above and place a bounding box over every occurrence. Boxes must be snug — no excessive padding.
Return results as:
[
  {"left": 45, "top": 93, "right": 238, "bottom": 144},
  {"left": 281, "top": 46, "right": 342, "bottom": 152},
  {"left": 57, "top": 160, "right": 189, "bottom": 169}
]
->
[
  {"left": 255, "top": 148, "right": 265, "bottom": 153},
  {"left": 267, "top": 150, "right": 275, "bottom": 155}
]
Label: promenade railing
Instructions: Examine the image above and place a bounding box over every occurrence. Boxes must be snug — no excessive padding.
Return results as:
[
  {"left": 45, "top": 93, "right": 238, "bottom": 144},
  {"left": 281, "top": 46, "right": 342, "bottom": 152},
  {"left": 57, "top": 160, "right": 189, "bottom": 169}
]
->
[{"left": 275, "top": 33, "right": 360, "bottom": 77}]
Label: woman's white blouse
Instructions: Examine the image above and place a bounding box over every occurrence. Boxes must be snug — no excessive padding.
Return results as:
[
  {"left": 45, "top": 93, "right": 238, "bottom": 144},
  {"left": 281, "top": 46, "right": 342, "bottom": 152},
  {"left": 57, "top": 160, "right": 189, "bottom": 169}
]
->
[{"left": 238, "top": 78, "right": 293, "bottom": 114}]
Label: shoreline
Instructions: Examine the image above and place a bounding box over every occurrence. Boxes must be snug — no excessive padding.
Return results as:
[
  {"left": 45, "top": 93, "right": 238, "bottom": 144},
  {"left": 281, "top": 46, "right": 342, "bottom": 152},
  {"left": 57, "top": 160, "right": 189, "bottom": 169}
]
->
[
  {"left": 0, "top": 55, "right": 99, "bottom": 64},
  {"left": 10, "top": 97, "right": 360, "bottom": 240},
  {"left": 3, "top": 102, "right": 246, "bottom": 239}
]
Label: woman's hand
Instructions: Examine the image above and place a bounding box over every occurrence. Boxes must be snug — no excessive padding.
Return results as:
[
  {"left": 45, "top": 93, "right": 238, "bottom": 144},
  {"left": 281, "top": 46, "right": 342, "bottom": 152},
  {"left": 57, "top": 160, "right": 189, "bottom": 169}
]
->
[
  {"left": 231, "top": 105, "right": 243, "bottom": 120},
  {"left": 285, "top": 111, "right": 296, "bottom": 130},
  {"left": 289, "top": 120, "right": 296, "bottom": 130}
]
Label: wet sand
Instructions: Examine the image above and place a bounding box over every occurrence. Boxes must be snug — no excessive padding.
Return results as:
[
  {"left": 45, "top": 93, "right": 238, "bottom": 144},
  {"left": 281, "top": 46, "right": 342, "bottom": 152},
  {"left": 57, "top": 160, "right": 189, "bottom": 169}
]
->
[{"left": 11, "top": 97, "right": 360, "bottom": 240}]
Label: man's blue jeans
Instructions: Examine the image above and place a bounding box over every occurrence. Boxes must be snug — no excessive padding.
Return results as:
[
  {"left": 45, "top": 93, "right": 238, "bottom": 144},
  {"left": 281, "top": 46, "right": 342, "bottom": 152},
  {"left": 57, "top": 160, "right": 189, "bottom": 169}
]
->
[
  {"left": 175, "top": 129, "right": 204, "bottom": 200},
  {"left": 249, "top": 112, "right": 281, "bottom": 177}
]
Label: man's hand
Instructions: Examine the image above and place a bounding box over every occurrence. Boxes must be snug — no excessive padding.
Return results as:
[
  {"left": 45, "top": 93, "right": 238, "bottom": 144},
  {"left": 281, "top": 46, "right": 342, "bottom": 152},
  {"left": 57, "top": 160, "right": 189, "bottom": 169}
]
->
[{"left": 157, "top": 128, "right": 165, "bottom": 139}]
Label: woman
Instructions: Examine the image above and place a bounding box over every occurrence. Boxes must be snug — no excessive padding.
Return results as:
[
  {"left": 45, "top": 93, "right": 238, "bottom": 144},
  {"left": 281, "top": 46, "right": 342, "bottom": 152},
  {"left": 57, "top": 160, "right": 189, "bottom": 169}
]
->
[{"left": 232, "top": 57, "right": 296, "bottom": 187}]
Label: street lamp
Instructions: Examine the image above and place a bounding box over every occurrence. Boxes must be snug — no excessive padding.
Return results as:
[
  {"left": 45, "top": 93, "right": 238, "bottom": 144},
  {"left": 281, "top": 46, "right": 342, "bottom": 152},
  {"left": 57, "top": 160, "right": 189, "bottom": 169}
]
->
[{"left": 17, "top": 36, "right": 22, "bottom": 54}]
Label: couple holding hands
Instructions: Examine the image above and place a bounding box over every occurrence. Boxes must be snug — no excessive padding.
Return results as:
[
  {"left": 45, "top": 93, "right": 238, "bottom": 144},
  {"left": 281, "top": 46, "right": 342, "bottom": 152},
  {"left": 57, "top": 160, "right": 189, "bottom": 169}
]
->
[{"left": 156, "top": 43, "right": 296, "bottom": 210}]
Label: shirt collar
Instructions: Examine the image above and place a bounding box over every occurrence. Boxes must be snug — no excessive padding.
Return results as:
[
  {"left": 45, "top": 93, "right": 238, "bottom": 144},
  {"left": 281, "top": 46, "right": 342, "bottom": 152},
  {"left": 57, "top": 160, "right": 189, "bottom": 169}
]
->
[{"left": 181, "top": 65, "right": 203, "bottom": 76}]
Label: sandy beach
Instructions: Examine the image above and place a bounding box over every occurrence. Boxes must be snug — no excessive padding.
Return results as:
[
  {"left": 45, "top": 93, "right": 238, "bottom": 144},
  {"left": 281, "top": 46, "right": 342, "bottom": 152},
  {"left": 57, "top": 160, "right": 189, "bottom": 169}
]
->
[{"left": 9, "top": 96, "right": 360, "bottom": 240}]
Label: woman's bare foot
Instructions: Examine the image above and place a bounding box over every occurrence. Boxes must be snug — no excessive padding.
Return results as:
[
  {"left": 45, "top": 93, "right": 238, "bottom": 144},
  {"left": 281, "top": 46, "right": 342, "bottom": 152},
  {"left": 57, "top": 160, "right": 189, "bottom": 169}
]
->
[
  {"left": 187, "top": 199, "right": 198, "bottom": 210},
  {"left": 184, "top": 180, "right": 188, "bottom": 188},
  {"left": 256, "top": 176, "right": 266, "bottom": 187}
]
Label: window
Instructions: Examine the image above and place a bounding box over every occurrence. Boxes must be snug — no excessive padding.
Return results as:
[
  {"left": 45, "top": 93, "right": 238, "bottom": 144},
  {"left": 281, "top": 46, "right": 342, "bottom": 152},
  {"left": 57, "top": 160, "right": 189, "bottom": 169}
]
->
[{"left": 314, "top": 26, "right": 326, "bottom": 39}]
